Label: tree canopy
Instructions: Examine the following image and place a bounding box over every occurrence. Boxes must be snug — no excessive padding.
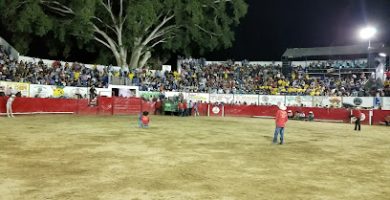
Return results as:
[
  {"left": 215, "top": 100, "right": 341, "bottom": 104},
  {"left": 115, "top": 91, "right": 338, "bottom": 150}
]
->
[{"left": 0, "top": 0, "right": 248, "bottom": 68}]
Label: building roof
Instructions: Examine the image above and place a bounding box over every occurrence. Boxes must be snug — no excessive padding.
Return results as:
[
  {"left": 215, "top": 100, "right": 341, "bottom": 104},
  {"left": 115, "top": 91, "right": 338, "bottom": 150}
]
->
[{"left": 282, "top": 43, "right": 390, "bottom": 59}]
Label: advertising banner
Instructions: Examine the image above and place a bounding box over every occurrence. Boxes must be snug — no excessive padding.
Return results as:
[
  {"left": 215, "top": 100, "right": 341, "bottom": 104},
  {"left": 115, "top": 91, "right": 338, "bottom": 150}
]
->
[
  {"left": 209, "top": 94, "right": 234, "bottom": 104},
  {"left": 164, "top": 92, "right": 181, "bottom": 98},
  {"left": 30, "top": 84, "right": 89, "bottom": 98},
  {"left": 185, "top": 93, "right": 209, "bottom": 103},
  {"left": 382, "top": 97, "right": 390, "bottom": 110},
  {"left": 30, "top": 84, "right": 53, "bottom": 98},
  {"left": 259, "top": 95, "right": 285, "bottom": 105},
  {"left": 342, "top": 97, "right": 374, "bottom": 108},
  {"left": 312, "top": 96, "right": 342, "bottom": 108},
  {"left": 285, "top": 96, "right": 313, "bottom": 107},
  {"left": 233, "top": 94, "right": 259, "bottom": 105},
  {"left": 63, "top": 86, "right": 88, "bottom": 98},
  {"left": 139, "top": 91, "right": 160, "bottom": 101},
  {"left": 0, "top": 81, "right": 30, "bottom": 97}
]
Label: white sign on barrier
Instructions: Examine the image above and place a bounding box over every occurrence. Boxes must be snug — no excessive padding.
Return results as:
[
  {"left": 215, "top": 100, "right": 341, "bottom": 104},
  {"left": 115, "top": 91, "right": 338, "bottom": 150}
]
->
[
  {"left": 209, "top": 94, "right": 234, "bottom": 104},
  {"left": 342, "top": 97, "right": 374, "bottom": 108},
  {"left": 259, "top": 95, "right": 285, "bottom": 105},
  {"left": 0, "top": 81, "right": 30, "bottom": 96},
  {"left": 233, "top": 94, "right": 259, "bottom": 105},
  {"left": 312, "top": 96, "right": 342, "bottom": 108},
  {"left": 30, "top": 85, "right": 53, "bottom": 98},
  {"left": 164, "top": 91, "right": 181, "bottom": 98},
  {"left": 285, "top": 96, "right": 313, "bottom": 107},
  {"left": 30, "top": 84, "right": 89, "bottom": 98},
  {"left": 185, "top": 93, "right": 209, "bottom": 103},
  {"left": 382, "top": 97, "right": 390, "bottom": 110},
  {"left": 63, "top": 87, "right": 89, "bottom": 98}
]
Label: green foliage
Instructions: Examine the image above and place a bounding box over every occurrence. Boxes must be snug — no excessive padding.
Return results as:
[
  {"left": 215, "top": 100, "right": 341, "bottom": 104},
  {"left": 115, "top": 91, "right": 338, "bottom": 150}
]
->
[{"left": 0, "top": 0, "right": 248, "bottom": 65}]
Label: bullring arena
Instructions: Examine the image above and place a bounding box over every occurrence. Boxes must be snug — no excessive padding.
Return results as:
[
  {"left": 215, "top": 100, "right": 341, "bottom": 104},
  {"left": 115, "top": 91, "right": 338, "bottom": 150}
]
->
[
  {"left": 1, "top": 96, "right": 390, "bottom": 199},
  {"left": 1, "top": 1, "right": 390, "bottom": 199}
]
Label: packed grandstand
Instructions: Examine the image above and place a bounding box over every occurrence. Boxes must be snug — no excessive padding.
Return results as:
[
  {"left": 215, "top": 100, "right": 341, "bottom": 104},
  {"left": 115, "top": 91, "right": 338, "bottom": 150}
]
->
[{"left": 1, "top": 44, "right": 389, "bottom": 98}]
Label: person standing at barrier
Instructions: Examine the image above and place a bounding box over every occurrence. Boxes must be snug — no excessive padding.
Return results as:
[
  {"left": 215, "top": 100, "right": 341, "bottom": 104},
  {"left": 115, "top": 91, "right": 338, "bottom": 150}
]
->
[
  {"left": 183, "top": 101, "right": 188, "bottom": 116},
  {"left": 352, "top": 107, "right": 362, "bottom": 131},
  {"left": 178, "top": 101, "right": 184, "bottom": 116},
  {"left": 273, "top": 104, "right": 288, "bottom": 145},
  {"left": 187, "top": 100, "right": 193, "bottom": 116},
  {"left": 6, "top": 94, "right": 15, "bottom": 118},
  {"left": 193, "top": 102, "right": 200, "bottom": 117}
]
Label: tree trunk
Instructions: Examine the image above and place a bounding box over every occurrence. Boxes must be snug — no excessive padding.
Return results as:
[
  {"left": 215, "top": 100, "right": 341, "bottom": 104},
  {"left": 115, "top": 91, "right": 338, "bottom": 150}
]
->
[
  {"left": 129, "top": 47, "right": 142, "bottom": 69},
  {"left": 139, "top": 51, "right": 151, "bottom": 69}
]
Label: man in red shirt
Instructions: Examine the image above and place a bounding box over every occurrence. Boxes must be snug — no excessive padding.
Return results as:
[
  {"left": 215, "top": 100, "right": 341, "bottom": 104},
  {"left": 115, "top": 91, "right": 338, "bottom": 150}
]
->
[
  {"left": 273, "top": 104, "right": 288, "bottom": 145},
  {"left": 178, "top": 101, "right": 184, "bottom": 116},
  {"left": 352, "top": 107, "right": 362, "bottom": 131},
  {"left": 183, "top": 101, "right": 188, "bottom": 116}
]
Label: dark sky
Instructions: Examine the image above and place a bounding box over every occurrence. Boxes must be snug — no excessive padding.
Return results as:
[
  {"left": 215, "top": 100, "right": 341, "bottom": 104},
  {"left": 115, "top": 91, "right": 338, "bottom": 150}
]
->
[
  {"left": 206, "top": 0, "right": 390, "bottom": 61},
  {"left": 2, "top": 0, "right": 390, "bottom": 63}
]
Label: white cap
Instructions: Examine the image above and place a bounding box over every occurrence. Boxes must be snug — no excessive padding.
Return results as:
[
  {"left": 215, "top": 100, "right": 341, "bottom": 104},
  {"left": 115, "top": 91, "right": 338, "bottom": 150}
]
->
[{"left": 278, "top": 104, "right": 287, "bottom": 111}]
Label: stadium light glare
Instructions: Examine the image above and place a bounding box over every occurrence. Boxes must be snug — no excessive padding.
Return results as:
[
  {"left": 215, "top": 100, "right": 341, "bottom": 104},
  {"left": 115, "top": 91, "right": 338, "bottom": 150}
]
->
[
  {"left": 359, "top": 26, "right": 377, "bottom": 40},
  {"left": 379, "top": 52, "right": 387, "bottom": 57}
]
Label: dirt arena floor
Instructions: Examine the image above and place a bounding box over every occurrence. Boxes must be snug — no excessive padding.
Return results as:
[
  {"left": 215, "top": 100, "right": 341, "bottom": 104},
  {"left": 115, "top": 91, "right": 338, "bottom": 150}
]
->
[{"left": 0, "top": 115, "right": 389, "bottom": 200}]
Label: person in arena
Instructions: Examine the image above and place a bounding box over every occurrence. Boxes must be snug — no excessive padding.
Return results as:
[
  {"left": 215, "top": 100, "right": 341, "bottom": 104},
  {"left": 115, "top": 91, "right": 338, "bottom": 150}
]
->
[
  {"left": 352, "top": 106, "right": 362, "bottom": 131},
  {"left": 273, "top": 104, "right": 288, "bottom": 145},
  {"left": 6, "top": 94, "right": 16, "bottom": 118},
  {"left": 193, "top": 102, "right": 200, "bottom": 117},
  {"left": 187, "top": 100, "right": 193, "bottom": 116},
  {"left": 287, "top": 110, "right": 294, "bottom": 119},
  {"left": 139, "top": 111, "right": 150, "bottom": 128},
  {"left": 308, "top": 111, "right": 315, "bottom": 121}
]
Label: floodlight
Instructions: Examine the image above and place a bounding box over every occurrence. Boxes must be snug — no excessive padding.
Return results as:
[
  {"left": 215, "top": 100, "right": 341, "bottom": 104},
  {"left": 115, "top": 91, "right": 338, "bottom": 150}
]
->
[{"left": 359, "top": 27, "right": 377, "bottom": 40}]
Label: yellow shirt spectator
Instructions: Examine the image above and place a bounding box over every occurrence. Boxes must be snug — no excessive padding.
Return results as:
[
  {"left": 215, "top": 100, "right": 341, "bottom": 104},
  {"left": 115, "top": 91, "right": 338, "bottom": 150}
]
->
[
  {"left": 74, "top": 71, "right": 80, "bottom": 80},
  {"left": 128, "top": 72, "right": 134, "bottom": 80},
  {"left": 173, "top": 71, "right": 180, "bottom": 80}
]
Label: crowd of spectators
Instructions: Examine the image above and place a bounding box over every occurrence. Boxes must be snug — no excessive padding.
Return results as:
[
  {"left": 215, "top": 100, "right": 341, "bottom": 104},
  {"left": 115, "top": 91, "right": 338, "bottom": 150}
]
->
[
  {"left": 0, "top": 46, "right": 110, "bottom": 88},
  {"left": 1, "top": 45, "right": 390, "bottom": 97},
  {"left": 134, "top": 61, "right": 390, "bottom": 97}
]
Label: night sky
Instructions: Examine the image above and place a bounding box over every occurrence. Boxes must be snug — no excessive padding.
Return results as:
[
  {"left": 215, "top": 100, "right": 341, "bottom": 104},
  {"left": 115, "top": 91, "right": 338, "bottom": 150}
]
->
[
  {"left": 2, "top": 0, "right": 390, "bottom": 64},
  {"left": 207, "top": 0, "right": 390, "bottom": 61}
]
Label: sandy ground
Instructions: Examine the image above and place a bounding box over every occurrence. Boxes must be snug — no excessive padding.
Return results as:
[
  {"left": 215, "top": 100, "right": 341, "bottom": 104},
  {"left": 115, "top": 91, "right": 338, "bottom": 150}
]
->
[{"left": 0, "top": 115, "right": 389, "bottom": 200}]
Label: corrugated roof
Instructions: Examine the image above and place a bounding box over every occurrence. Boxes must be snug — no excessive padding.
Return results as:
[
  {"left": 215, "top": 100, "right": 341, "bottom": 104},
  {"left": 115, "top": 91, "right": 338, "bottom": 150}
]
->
[{"left": 282, "top": 43, "right": 390, "bottom": 58}]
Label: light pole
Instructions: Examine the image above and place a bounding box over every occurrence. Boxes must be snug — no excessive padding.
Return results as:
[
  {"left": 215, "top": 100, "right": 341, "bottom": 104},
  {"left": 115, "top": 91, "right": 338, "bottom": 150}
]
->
[
  {"left": 359, "top": 26, "right": 377, "bottom": 70},
  {"left": 359, "top": 26, "right": 377, "bottom": 49}
]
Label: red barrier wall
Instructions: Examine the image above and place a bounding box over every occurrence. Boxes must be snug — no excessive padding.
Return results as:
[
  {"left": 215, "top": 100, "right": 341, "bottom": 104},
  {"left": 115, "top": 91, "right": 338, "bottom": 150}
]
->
[{"left": 0, "top": 97, "right": 389, "bottom": 125}]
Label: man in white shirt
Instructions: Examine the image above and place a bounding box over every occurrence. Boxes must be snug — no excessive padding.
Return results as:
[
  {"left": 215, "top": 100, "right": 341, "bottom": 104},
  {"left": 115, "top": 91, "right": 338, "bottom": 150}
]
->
[{"left": 6, "top": 94, "right": 15, "bottom": 118}]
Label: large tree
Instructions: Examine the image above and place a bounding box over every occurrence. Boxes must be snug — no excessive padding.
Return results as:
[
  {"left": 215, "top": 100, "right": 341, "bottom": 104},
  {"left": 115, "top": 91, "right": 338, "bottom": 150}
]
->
[{"left": 0, "top": 0, "right": 247, "bottom": 69}]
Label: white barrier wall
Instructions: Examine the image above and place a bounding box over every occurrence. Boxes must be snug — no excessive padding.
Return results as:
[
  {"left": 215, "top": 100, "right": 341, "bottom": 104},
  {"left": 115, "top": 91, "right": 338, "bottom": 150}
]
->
[
  {"left": 1, "top": 80, "right": 388, "bottom": 110},
  {"left": 0, "top": 81, "right": 30, "bottom": 97},
  {"left": 382, "top": 97, "right": 390, "bottom": 110},
  {"left": 158, "top": 91, "right": 385, "bottom": 109},
  {"left": 233, "top": 94, "right": 259, "bottom": 105},
  {"left": 342, "top": 97, "right": 374, "bottom": 108},
  {"left": 259, "top": 95, "right": 285, "bottom": 106}
]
